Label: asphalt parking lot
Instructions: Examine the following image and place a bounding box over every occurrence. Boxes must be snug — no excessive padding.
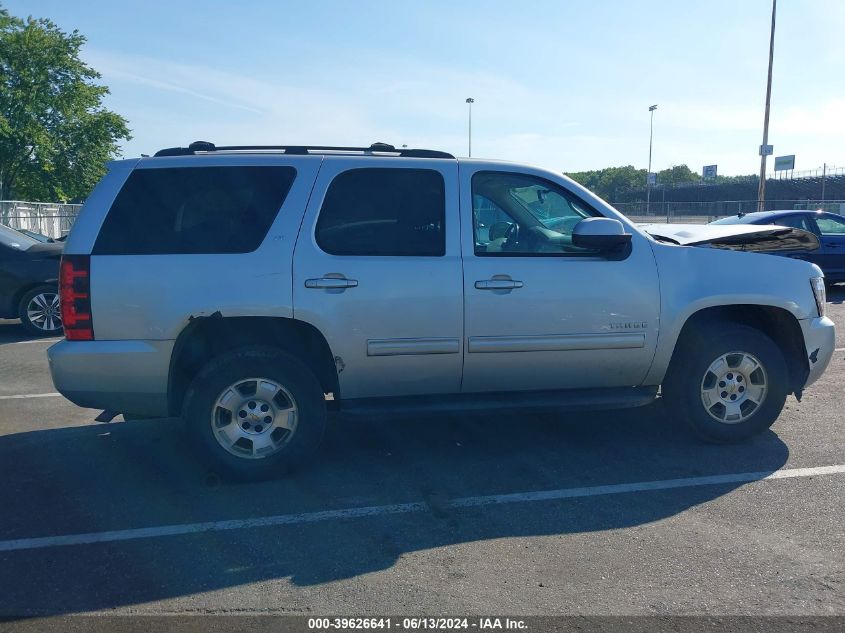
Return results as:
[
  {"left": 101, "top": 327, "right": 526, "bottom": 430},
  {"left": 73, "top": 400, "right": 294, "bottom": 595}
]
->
[{"left": 0, "top": 290, "right": 843, "bottom": 618}]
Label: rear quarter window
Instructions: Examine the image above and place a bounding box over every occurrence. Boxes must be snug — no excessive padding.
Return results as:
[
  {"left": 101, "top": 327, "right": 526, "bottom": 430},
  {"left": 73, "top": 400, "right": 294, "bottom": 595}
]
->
[{"left": 93, "top": 166, "right": 296, "bottom": 255}]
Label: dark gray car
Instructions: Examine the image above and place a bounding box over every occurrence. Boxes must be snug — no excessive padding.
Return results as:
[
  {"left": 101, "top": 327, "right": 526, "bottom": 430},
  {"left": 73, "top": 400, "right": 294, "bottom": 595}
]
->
[{"left": 0, "top": 224, "right": 63, "bottom": 335}]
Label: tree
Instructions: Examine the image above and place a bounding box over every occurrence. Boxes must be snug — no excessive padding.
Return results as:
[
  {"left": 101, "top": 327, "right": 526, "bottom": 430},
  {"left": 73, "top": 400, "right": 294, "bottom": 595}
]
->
[
  {"left": 567, "top": 164, "right": 705, "bottom": 200},
  {"left": 656, "top": 164, "right": 699, "bottom": 186},
  {"left": 566, "top": 165, "right": 646, "bottom": 201},
  {"left": 0, "top": 5, "right": 130, "bottom": 202}
]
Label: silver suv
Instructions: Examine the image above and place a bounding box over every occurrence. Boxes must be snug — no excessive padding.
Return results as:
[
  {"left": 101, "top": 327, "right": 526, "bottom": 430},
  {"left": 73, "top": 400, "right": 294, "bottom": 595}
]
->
[{"left": 48, "top": 142, "right": 835, "bottom": 480}]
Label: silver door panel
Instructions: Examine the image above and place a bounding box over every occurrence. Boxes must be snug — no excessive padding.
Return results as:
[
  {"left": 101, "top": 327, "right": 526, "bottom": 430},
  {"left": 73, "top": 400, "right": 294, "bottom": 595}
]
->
[
  {"left": 459, "top": 162, "right": 661, "bottom": 393},
  {"left": 292, "top": 156, "right": 463, "bottom": 399}
]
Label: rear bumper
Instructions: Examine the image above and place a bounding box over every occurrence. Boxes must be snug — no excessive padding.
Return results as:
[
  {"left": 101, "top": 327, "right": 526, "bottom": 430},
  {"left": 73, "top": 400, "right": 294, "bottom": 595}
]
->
[
  {"left": 47, "top": 339, "right": 174, "bottom": 416},
  {"left": 800, "top": 316, "right": 835, "bottom": 388}
]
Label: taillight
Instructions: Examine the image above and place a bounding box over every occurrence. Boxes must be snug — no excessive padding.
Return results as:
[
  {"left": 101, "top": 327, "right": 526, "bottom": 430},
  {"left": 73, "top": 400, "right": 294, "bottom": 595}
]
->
[{"left": 60, "top": 255, "right": 94, "bottom": 340}]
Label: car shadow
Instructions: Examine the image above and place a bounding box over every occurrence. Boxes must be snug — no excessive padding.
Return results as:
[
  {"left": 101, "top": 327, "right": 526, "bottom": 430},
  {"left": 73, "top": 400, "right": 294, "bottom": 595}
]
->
[
  {"left": 0, "top": 403, "right": 789, "bottom": 616},
  {"left": 827, "top": 283, "right": 844, "bottom": 304},
  {"left": 0, "top": 320, "right": 60, "bottom": 345}
]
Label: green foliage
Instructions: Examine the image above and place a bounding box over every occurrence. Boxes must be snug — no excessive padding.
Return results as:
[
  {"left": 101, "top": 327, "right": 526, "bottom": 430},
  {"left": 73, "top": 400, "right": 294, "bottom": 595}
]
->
[
  {"left": 566, "top": 165, "right": 646, "bottom": 201},
  {"left": 656, "top": 164, "right": 699, "bottom": 186},
  {"left": 567, "top": 164, "right": 709, "bottom": 200},
  {"left": 0, "top": 5, "right": 130, "bottom": 202}
]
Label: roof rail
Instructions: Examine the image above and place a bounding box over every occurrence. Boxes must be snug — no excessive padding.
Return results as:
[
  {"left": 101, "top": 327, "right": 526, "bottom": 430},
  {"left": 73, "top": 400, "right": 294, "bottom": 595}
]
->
[{"left": 153, "top": 141, "right": 455, "bottom": 159}]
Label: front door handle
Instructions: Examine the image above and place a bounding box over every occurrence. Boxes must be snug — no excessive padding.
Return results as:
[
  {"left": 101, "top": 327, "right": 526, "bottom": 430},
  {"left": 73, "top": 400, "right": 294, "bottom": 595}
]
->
[
  {"left": 825, "top": 242, "right": 839, "bottom": 248},
  {"left": 475, "top": 279, "right": 523, "bottom": 290},
  {"left": 305, "top": 277, "right": 358, "bottom": 289}
]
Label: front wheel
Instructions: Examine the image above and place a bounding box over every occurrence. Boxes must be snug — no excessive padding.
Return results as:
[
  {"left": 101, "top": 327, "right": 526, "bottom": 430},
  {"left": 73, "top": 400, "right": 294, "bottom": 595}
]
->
[
  {"left": 662, "top": 324, "right": 789, "bottom": 442},
  {"left": 18, "top": 285, "right": 63, "bottom": 336},
  {"left": 182, "top": 347, "right": 327, "bottom": 481}
]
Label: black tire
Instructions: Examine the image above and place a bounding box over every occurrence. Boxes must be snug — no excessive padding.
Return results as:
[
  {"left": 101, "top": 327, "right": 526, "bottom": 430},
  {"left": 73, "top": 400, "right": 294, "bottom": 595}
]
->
[
  {"left": 182, "top": 346, "right": 326, "bottom": 481},
  {"left": 18, "top": 284, "right": 63, "bottom": 336},
  {"left": 662, "top": 323, "right": 789, "bottom": 443}
]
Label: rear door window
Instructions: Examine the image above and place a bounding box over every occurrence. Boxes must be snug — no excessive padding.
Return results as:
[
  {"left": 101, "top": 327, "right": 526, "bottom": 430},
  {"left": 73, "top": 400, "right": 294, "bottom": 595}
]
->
[
  {"left": 816, "top": 215, "right": 845, "bottom": 235},
  {"left": 315, "top": 168, "right": 445, "bottom": 256},
  {"left": 766, "top": 215, "right": 813, "bottom": 231},
  {"left": 93, "top": 166, "right": 296, "bottom": 255}
]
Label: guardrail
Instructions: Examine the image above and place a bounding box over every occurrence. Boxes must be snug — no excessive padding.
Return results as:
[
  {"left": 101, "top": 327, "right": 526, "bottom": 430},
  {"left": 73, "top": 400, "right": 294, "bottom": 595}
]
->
[{"left": 0, "top": 201, "right": 82, "bottom": 239}]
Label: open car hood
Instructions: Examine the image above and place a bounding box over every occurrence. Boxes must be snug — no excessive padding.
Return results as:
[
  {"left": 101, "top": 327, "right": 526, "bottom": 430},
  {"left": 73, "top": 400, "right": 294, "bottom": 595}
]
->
[{"left": 641, "top": 223, "right": 820, "bottom": 252}]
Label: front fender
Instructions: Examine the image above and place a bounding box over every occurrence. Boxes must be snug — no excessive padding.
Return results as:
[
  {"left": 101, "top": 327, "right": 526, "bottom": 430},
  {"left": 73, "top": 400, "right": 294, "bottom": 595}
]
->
[{"left": 643, "top": 242, "right": 819, "bottom": 386}]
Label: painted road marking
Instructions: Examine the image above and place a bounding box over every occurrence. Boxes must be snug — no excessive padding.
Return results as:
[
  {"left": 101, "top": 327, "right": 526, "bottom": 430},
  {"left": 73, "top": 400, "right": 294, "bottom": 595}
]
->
[
  {"left": 0, "top": 464, "right": 843, "bottom": 553},
  {"left": 0, "top": 392, "right": 61, "bottom": 400},
  {"left": 1, "top": 338, "right": 61, "bottom": 346}
]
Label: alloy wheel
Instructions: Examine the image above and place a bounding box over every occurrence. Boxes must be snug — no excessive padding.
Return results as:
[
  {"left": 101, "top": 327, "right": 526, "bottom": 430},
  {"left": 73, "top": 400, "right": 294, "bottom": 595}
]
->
[
  {"left": 700, "top": 351, "right": 768, "bottom": 424},
  {"left": 210, "top": 378, "right": 299, "bottom": 459},
  {"left": 26, "top": 292, "right": 63, "bottom": 332}
]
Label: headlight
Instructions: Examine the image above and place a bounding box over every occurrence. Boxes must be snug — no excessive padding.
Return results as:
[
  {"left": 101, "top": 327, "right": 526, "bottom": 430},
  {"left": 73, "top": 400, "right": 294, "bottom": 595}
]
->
[{"left": 810, "top": 277, "right": 826, "bottom": 317}]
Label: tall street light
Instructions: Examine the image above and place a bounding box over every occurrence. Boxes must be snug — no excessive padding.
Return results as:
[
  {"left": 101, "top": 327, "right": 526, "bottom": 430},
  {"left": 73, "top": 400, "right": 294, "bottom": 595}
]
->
[
  {"left": 646, "top": 104, "right": 658, "bottom": 214},
  {"left": 466, "top": 97, "right": 475, "bottom": 157},
  {"left": 757, "top": 0, "right": 777, "bottom": 212}
]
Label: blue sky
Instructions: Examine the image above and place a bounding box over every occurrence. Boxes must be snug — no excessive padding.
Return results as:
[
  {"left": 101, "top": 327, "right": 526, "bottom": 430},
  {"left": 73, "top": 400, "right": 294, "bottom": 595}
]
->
[{"left": 6, "top": 0, "right": 844, "bottom": 175}]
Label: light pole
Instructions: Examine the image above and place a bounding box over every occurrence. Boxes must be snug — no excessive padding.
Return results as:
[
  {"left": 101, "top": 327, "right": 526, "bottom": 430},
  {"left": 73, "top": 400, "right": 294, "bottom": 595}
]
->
[
  {"left": 646, "top": 104, "right": 657, "bottom": 215},
  {"left": 466, "top": 97, "right": 474, "bottom": 157},
  {"left": 757, "top": 0, "right": 777, "bottom": 212}
]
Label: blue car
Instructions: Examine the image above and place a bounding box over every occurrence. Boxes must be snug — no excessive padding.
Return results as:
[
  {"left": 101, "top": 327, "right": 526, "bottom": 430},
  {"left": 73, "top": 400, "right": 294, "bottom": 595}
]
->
[{"left": 711, "top": 210, "right": 845, "bottom": 285}]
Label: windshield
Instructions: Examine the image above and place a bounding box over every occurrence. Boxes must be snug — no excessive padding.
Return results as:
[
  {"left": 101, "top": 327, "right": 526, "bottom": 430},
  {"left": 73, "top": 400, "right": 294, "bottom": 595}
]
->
[
  {"left": 710, "top": 215, "right": 750, "bottom": 225},
  {"left": 0, "top": 223, "right": 38, "bottom": 250}
]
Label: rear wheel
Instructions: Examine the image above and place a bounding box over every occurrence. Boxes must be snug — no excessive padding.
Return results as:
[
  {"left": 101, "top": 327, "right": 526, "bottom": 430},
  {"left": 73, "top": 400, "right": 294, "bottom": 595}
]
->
[
  {"left": 18, "top": 285, "right": 63, "bottom": 336},
  {"left": 662, "top": 323, "right": 789, "bottom": 442},
  {"left": 182, "top": 347, "right": 326, "bottom": 481}
]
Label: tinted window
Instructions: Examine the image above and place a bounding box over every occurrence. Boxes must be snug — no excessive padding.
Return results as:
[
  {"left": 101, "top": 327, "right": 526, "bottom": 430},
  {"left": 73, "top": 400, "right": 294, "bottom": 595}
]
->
[
  {"left": 471, "top": 171, "right": 597, "bottom": 256},
  {"left": 316, "top": 168, "right": 445, "bottom": 256},
  {"left": 94, "top": 166, "right": 296, "bottom": 255}
]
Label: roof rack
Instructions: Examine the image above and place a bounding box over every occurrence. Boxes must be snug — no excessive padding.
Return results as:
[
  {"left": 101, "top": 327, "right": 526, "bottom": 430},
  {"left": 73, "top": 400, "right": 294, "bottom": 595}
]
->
[{"left": 153, "top": 141, "right": 454, "bottom": 159}]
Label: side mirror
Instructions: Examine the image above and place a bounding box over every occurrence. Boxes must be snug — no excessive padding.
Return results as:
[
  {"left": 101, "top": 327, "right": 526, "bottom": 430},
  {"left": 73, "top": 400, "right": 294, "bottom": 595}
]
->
[{"left": 572, "top": 217, "right": 632, "bottom": 252}]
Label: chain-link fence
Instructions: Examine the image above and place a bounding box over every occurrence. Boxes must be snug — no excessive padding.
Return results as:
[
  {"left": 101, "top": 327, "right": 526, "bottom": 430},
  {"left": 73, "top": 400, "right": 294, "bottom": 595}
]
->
[
  {"left": 0, "top": 200, "right": 82, "bottom": 239},
  {"left": 613, "top": 199, "right": 845, "bottom": 224}
]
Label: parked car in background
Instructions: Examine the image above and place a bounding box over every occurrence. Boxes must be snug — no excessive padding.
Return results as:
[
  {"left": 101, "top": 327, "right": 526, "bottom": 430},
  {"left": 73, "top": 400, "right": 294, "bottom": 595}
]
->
[
  {"left": 15, "top": 228, "right": 56, "bottom": 243},
  {"left": 0, "top": 223, "right": 64, "bottom": 335},
  {"left": 710, "top": 210, "right": 845, "bottom": 286},
  {"left": 48, "top": 142, "right": 834, "bottom": 479}
]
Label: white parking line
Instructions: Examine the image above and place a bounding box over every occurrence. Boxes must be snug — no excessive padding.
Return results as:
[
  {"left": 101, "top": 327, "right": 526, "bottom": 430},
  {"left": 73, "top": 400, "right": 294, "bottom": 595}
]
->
[
  {"left": 0, "top": 392, "right": 61, "bottom": 400},
  {"left": 835, "top": 347, "right": 845, "bottom": 352},
  {"left": 0, "top": 464, "right": 843, "bottom": 553},
  {"left": 1, "top": 338, "right": 61, "bottom": 346}
]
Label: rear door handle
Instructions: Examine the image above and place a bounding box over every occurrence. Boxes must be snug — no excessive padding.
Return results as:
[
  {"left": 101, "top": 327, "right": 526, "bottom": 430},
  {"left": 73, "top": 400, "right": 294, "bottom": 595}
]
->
[
  {"left": 475, "top": 279, "right": 523, "bottom": 290},
  {"left": 305, "top": 277, "right": 358, "bottom": 289}
]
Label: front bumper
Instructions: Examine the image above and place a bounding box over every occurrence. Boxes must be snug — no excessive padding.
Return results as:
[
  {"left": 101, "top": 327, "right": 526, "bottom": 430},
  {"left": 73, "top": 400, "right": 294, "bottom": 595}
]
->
[
  {"left": 800, "top": 316, "right": 836, "bottom": 388},
  {"left": 47, "top": 339, "right": 174, "bottom": 416}
]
